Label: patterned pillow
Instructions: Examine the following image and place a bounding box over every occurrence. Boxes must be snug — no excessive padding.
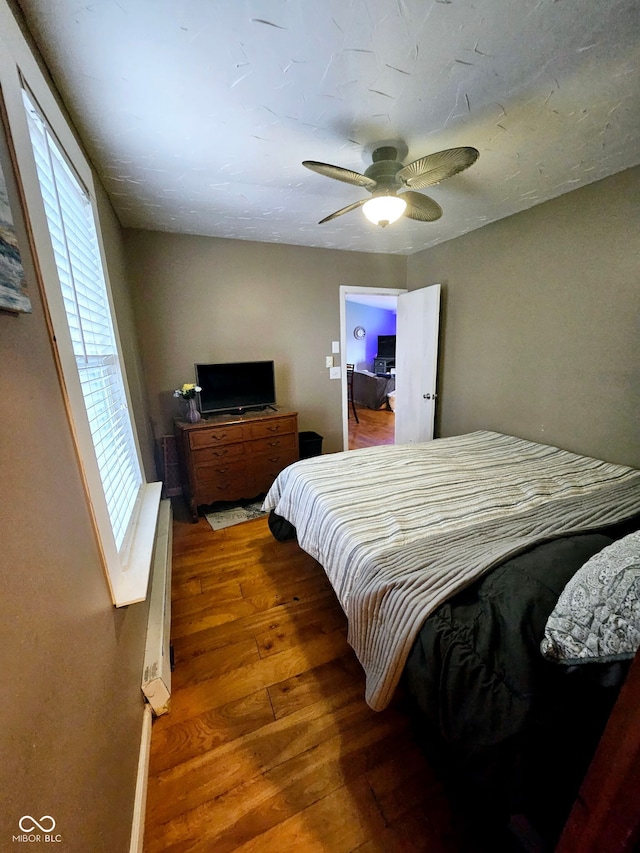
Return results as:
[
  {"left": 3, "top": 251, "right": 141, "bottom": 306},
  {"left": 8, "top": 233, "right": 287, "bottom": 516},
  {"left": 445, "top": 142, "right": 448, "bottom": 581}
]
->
[{"left": 541, "top": 531, "right": 640, "bottom": 664}]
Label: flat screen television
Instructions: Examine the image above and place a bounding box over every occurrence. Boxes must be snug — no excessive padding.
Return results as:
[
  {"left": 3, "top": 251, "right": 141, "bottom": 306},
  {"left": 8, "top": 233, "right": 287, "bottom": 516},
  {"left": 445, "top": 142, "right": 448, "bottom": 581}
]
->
[
  {"left": 195, "top": 360, "right": 276, "bottom": 415},
  {"left": 377, "top": 334, "right": 396, "bottom": 358}
]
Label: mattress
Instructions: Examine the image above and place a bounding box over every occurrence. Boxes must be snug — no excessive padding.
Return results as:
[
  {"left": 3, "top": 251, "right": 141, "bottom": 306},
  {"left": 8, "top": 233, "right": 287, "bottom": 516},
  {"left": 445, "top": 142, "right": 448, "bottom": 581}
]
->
[{"left": 263, "top": 431, "right": 640, "bottom": 710}]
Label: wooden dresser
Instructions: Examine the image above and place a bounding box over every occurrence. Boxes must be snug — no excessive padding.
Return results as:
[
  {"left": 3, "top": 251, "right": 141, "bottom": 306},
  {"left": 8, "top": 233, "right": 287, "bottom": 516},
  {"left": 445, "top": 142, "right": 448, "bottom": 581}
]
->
[{"left": 175, "top": 409, "right": 298, "bottom": 520}]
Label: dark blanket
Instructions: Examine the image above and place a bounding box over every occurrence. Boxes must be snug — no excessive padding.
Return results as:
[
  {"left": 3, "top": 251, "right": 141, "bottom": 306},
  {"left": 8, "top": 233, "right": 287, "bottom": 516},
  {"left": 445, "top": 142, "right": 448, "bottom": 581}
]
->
[
  {"left": 405, "top": 533, "right": 613, "bottom": 746},
  {"left": 403, "top": 532, "right": 630, "bottom": 841}
]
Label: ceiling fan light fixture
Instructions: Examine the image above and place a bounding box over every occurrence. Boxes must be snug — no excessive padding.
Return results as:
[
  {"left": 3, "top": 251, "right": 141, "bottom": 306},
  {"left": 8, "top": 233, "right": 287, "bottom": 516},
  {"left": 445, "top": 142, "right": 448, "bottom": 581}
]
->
[
  {"left": 362, "top": 194, "right": 406, "bottom": 227},
  {"left": 306, "top": 143, "right": 476, "bottom": 226}
]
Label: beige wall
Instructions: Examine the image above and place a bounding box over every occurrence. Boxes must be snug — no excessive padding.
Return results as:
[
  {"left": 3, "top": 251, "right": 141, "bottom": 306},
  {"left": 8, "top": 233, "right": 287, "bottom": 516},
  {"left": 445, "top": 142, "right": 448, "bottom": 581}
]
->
[
  {"left": 124, "top": 231, "right": 406, "bottom": 453},
  {"left": 408, "top": 166, "right": 640, "bottom": 468},
  {"left": 126, "top": 166, "right": 639, "bottom": 469},
  {"left": 0, "top": 187, "right": 151, "bottom": 853},
  {"left": 0, "top": 3, "right": 153, "bottom": 849}
]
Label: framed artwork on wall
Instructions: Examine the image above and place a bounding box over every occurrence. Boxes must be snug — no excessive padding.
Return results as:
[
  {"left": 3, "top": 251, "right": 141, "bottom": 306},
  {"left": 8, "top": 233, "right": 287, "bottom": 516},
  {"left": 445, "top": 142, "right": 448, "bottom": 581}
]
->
[{"left": 0, "top": 85, "right": 31, "bottom": 314}]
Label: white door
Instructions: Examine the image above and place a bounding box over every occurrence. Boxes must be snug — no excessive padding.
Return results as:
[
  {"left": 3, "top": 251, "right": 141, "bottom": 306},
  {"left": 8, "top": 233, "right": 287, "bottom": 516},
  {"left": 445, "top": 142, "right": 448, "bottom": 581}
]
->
[
  {"left": 394, "top": 284, "right": 441, "bottom": 444},
  {"left": 340, "top": 285, "right": 407, "bottom": 450}
]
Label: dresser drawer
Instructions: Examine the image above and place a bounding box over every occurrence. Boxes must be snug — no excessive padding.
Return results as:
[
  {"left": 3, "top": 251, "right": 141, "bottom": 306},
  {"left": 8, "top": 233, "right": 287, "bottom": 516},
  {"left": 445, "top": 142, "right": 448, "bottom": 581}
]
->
[
  {"left": 192, "top": 442, "right": 245, "bottom": 464},
  {"left": 248, "top": 432, "right": 298, "bottom": 457},
  {"left": 194, "top": 458, "right": 247, "bottom": 484},
  {"left": 195, "top": 475, "right": 251, "bottom": 505},
  {"left": 248, "top": 416, "right": 297, "bottom": 440},
  {"left": 252, "top": 444, "right": 297, "bottom": 484},
  {"left": 176, "top": 411, "right": 298, "bottom": 520},
  {"left": 252, "top": 450, "right": 296, "bottom": 479},
  {"left": 189, "top": 424, "right": 245, "bottom": 450},
  {"left": 194, "top": 459, "right": 247, "bottom": 501}
]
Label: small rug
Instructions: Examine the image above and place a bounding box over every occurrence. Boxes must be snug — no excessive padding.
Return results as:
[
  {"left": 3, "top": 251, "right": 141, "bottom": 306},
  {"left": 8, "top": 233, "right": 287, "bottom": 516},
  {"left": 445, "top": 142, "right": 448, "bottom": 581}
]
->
[{"left": 204, "top": 499, "right": 267, "bottom": 532}]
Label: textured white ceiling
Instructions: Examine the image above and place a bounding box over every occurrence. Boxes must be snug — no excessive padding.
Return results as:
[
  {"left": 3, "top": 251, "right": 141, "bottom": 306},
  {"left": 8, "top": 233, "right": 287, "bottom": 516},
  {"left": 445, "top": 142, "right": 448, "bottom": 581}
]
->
[
  {"left": 347, "top": 293, "right": 398, "bottom": 312},
  {"left": 15, "top": 0, "right": 640, "bottom": 255}
]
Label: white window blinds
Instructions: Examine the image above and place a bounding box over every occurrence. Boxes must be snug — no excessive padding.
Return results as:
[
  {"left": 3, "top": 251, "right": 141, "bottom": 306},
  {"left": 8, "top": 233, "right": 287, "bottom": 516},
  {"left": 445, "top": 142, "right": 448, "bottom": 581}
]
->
[{"left": 23, "top": 89, "right": 143, "bottom": 552}]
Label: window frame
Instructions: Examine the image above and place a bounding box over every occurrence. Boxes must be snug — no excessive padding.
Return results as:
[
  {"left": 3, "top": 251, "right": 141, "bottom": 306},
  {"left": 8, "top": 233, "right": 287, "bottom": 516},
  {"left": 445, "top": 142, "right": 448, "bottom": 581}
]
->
[{"left": 20, "top": 81, "right": 160, "bottom": 607}]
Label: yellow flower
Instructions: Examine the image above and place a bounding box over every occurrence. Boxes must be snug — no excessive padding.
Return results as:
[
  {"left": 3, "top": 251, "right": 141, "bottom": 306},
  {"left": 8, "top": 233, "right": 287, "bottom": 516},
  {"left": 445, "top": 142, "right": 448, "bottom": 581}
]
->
[{"left": 173, "top": 383, "right": 202, "bottom": 399}]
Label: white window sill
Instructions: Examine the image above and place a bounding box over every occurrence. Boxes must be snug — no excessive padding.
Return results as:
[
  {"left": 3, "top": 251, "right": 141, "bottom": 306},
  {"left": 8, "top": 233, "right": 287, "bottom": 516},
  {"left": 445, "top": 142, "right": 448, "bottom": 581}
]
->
[{"left": 111, "top": 482, "right": 163, "bottom": 607}]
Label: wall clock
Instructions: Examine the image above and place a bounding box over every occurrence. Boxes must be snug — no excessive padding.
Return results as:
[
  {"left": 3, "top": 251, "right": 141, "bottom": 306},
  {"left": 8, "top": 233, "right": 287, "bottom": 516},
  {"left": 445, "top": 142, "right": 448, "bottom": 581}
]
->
[{"left": 353, "top": 325, "right": 366, "bottom": 340}]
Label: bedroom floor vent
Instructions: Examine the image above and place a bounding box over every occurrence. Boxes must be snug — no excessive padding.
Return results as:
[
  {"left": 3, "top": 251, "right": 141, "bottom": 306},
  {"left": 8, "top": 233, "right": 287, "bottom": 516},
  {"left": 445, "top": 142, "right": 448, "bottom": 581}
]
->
[{"left": 142, "top": 498, "right": 173, "bottom": 715}]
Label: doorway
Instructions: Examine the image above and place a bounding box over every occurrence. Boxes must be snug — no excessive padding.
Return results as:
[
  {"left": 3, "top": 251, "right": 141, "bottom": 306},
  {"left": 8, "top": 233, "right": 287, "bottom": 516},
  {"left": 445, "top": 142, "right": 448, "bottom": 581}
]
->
[
  {"left": 339, "top": 285, "right": 406, "bottom": 450},
  {"left": 340, "top": 283, "right": 442, "bottom": 450}
]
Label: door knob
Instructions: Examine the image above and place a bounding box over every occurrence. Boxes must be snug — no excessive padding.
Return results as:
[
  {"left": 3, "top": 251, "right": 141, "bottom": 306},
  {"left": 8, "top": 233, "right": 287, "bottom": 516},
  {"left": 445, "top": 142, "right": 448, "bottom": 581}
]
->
[{"left": 423, "top": 393, "right": 438, "bottom": 400}]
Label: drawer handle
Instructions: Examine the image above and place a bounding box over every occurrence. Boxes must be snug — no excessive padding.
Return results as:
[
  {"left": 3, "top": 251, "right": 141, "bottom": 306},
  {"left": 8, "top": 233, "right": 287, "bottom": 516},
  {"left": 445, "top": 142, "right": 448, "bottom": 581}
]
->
[
  {"left": 267, "top": 426, "right": 280, "bottom": 432},
  {"left": 268, "top": 440, "right": 280, "bottom": 446},
  {"left": 268, "top": 456, "right": 281, "bottom": 462},
  {"left": 211, "top": 450, "right": 229, "bottom": 457}
]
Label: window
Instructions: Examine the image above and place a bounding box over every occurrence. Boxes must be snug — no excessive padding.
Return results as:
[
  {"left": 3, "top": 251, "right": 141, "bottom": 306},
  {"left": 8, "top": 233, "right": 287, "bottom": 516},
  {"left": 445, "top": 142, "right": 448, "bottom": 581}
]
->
[{"left": 22, "top": 87, "right": 160, "bottom": 606}]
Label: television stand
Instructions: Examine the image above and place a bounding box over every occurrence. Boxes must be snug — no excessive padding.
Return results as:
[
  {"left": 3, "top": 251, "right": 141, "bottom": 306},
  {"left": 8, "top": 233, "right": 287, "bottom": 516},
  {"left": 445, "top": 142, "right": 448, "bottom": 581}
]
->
[
  {"left": 220, "top": 404, "right": 278, "bottom": 416},
  {"left": 175, "top": 409, "right": 299, "bottom": 521},
  {"left": 373, "top": 356, "right": 395, "bottom": 374}
]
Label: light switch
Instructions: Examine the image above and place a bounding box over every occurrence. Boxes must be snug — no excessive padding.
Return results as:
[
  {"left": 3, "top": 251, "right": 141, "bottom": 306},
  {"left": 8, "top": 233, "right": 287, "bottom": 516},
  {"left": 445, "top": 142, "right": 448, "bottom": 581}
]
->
[
  {"left": 329, "top": 366, "right": 341, "bottom": 379},
  {"left": 332, "top": 340, "right": 340, "bottom": 353},
  {"left": 325, "top": 356, "right": 334, "bottom": 368}
]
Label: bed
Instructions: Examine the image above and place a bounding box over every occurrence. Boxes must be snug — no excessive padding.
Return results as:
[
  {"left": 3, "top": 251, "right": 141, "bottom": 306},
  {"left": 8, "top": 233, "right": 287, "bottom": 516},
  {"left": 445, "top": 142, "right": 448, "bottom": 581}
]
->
[{"left": 262, "top": 431, "right": 640, "bottom": 843}]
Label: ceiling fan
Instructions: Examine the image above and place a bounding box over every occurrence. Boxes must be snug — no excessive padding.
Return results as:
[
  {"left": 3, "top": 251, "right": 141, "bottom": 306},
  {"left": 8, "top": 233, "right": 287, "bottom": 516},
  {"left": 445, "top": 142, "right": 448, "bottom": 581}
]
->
[{"left": 302, "top": 144, "right": 479, "bottom": 227}]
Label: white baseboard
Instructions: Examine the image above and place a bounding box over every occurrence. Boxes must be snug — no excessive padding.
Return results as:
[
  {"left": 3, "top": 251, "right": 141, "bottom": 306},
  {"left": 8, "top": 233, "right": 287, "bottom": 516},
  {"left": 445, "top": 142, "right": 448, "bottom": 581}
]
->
[
  {"left": 132, "top": 498, "right": 171, "bottom": 849},
  {"left": 142, "top": 498, "right": 173, "bottom": 715},
  {"left": 130, "top": 703, "right": 153, "bottom": 853}
]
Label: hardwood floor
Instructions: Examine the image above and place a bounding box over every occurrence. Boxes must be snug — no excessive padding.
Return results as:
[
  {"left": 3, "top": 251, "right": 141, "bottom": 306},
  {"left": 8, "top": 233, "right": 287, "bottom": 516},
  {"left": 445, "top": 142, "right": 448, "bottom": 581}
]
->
[
  {"left": 143, "top": 508, "right": 470, "bottom": 853},
  {"left": 348, "top": 406, "right": 395, "bottom": 450}
]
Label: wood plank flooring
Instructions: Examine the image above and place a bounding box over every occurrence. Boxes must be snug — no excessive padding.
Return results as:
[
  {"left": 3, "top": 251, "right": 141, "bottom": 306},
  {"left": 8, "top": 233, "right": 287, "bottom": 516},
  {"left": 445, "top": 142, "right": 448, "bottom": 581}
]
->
[
  {"left": 143, "top": 508, "right": 471, "bottom": 853},
  {"left": 348, "top": 406, "right": 395, "bottom": 450}
]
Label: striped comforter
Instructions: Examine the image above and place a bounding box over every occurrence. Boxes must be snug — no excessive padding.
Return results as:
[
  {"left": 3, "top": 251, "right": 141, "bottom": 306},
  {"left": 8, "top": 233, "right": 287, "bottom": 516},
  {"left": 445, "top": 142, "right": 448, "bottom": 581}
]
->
[{"left": 262, "top": 431, "right": 640, "bottom": 710}]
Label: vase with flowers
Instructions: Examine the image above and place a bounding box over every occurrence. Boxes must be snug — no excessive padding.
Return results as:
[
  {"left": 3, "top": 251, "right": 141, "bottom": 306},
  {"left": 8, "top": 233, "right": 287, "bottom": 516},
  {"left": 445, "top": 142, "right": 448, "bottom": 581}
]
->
[{"left": 174, "top": 383, "right": 202, "bottom": 423}]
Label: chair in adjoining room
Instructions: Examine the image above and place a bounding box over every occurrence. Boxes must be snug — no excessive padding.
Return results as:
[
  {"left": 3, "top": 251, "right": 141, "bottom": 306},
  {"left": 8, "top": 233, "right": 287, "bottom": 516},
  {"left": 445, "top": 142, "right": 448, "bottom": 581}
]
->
[{"left": 346, "top": 363, "right": 359, "bottom": 423}]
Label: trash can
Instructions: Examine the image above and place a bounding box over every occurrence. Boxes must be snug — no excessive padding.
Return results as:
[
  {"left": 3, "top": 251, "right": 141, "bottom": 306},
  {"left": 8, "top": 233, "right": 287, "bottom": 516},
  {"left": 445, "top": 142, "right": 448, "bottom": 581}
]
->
[{"left": 298, "top": 431, "right": 323, "bottom": 459}]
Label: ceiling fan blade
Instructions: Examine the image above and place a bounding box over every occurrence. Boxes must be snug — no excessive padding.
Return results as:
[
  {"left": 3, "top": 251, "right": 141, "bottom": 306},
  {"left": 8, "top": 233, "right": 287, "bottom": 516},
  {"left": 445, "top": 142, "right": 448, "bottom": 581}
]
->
[
  {"left": 401, "top": 191, "right": 443, "bottom": 222},
  {"left": 303, "top": 160, "right": 377, "bottom": 189},
  {"left": 397, "top": 147, "right": 479, "bottom": 190},
  {"left": 318, "top": 198, "right": 368, "bottom": 224}
]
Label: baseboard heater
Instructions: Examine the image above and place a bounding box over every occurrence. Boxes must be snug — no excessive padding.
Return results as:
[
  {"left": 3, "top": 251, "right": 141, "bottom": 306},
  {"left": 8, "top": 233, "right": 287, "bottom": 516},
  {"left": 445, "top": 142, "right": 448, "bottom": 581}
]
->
[{"left": 142, "top": 498, "right": 173, "bottom": 715}]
